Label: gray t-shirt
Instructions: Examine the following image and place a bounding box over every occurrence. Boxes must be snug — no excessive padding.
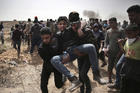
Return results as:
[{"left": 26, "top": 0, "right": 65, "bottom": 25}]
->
[{"left": 104, "top": 27, "right": 125, "bottom": 54}]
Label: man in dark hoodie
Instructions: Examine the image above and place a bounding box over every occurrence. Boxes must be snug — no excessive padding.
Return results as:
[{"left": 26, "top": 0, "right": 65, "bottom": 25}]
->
[
  {"left": 12, "top": 24, "right": 23, "bottom": 58},
  {"left": 30, "top": 16, "right": 42, "bottom": 54},
  {"left": 38, "top": 27, "right": 64, "bottom": 93},
  {"left": 0, "top": 22, "right": 4, "bottom": 44}
]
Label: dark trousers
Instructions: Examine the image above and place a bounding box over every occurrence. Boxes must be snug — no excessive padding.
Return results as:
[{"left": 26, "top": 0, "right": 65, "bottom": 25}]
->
[
  {"left": 30, "top": 37, "right": 41, "bottom": 53},
  {"left": 78, "top": 56, "right": 91, "bottom": 93},
  {"left": 120, "top": 78, "right": 140, "bottom": 93},
  {"left": 41, "top": 62, "right": 64, "bottom": 93},
  {"left": 99, "top": 51, "right": 106, "bottom": 63},
  {"left": 0, "top": 32, "right": 4, "bottom": 44},
  {"left": 13, "top": 40, "right": 21, "bottom": 53},
  {"left": 120, "top": 58, "right": 140, "bottom": 93},
  {"left": 25, "top": 35, "right": 31, "bottom": 46},
  {"left": 108, "top": 51, "right": 120, "bottom": 73}
]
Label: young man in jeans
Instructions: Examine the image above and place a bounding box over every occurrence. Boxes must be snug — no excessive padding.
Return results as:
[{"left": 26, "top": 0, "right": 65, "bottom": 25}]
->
[{"left": 51, "top": 12, "right": 106, "bottom": 92}]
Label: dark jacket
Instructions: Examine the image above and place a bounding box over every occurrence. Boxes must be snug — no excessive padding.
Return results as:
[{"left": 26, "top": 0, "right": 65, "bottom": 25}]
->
[
  {"left": 56, "top": 27, "right": 97, "bottom": 51},
  {"left": 30, "top": 23, "right": 42, "bottom": 39},
  {"left": 12, "top": 29, "right": 23, "bottom": 41},
  {"left": 0, "top": 24, "right": 4, "bottom": 31},
  {"left": 38, "top": 37, "right": 62, "bottom": 63}
]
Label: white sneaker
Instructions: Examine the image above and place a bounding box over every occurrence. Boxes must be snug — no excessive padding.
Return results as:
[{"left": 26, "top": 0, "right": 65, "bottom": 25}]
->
[{"left": 69, "top": 79, "right": 82, "bottom": 92}]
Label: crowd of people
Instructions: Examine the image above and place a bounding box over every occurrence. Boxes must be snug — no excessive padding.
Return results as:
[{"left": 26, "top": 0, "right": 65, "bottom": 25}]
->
[{"left": 0, "top": 4, "right": 140, "bottom": 93}]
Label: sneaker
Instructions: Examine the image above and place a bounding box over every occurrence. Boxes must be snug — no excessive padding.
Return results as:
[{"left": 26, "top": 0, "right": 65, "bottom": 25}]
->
[
  {"left": 93, "top": 70, "right": 107, "bottom": 85},
  {"left": 101, "top": 63, "right": 107, "bottom": 67},
  {"left": 94, "top": 75, "right": 107, "bottom": 85},
  {"left": 108, "top": 79, "right": 113, "bottom": 84},
  {"left": 108, "top": 84, "right": 120, "bottom": 90},
  {"left": 69, "top": 76, "right": 82, "bottom": 92}
]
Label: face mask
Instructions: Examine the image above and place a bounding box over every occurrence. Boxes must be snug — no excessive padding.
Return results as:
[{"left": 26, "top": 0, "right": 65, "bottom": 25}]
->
[{"left": 127, "top": 38, "right": 136, "bottom": 45}]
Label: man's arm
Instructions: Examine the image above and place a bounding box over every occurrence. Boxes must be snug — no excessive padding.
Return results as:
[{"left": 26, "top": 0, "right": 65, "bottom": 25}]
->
[
  {"left": 104, "top": 31, "right": 109, "bottom": 48},
  {"left": 103, "top": 31, "right": 110, "bottom": 56},
  {"left": 38, "top": 47, "right": 48, "bottom": 62}
]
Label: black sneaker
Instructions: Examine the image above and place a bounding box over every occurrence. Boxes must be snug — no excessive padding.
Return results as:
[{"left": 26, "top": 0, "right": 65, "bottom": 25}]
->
[
  {"left": 101, "top": 63, "right": 107, "bottom": 67},
  {"left": 108, "top": 79, "right": 113, "bottom": 84},
  {"left": 108, "top": 84, "right": 120, "bottom": 90}
]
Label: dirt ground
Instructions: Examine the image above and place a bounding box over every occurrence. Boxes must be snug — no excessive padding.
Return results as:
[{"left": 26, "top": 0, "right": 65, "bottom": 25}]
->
[{"left": 0, "top": 21, "right": 119, "bottom": 93}]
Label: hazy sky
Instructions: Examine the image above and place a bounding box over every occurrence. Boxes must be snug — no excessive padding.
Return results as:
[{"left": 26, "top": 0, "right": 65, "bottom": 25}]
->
[{"left": 0, "top": 0, "right": 140, "bottom": 22}]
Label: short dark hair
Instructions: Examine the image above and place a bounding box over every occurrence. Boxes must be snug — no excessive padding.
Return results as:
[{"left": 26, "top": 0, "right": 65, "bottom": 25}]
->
[
  {"left": 40, "top": 27, "right": 52, "bottom": 35},
  {"left": 69, "top": 11, "right": 80, "bottom": 23},
  {"left": 15, "top": 24, "right": 19, "bottom": 28},
  {"left": 57, "top": 16, "right": 68, "bottom": 24},
  {"left": 127, "top": 5, "right": 140, "bottom": 13},
  {"left": 28, "top": 18, "right": 31, "bottom": 22},
  {"left": 109, "top": 17, "right": 117, "bottom": 23}
]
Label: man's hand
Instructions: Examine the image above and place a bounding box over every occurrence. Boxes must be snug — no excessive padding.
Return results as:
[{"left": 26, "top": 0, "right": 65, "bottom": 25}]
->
[
  {"left": 77, "top": 21, "right": 87, "bottom": 37},
  {"left": 117, "top": 38, "right": 126, "bottom": 53},
  {"left": 103, "top": 48, "right": 108, "bottom": 56},
  {"left": 77, "top": 28, "right": 84, "bottom": 37},
  {"left": 118, "top": 39, "right": 125, "bottom": 45}
]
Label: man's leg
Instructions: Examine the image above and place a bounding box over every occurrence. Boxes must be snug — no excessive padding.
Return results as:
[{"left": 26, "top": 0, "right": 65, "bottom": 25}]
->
[
  {"left": 1, "top": 32, "right": 4, "bottom": 44},
  {"left": 99, "top": 51, "right": 107, "bottom": 67},
  {"left": 108, "top": 52, "right": 116, "bottom": 83},
  {"left": 78, "top": 58, "right": 85, "bottom": 93},
  {"left": 51, "top": 54, "right": 82, "bottom": 92},
  {"left": 36, "top": 39, "right": 42, "bottom": 49},
  {"left": 13, "top": 41, "right": 17, "bottom": 49},
  {"left": 51, "top": 55, "right": 74, "bottom": 79},
  {"left": 75, "top": 44, "right": 99, "bottom": 72},
  {"left": 27, "top": 35, "right": 31, "bottom": 47},
  {"left": 17, "top": 41, "right": 21, "bottom": 58},
  {"left": 78, "top": 56, "right": 91, "bottom": 93},
  {"left": 108, "top": 54, "right": 125, "bottom": 89},
  {"left": 115, "top": 54, "right": 125, "bottom": 85},
  {"left": 40, "top": 63, "right": 52, "bottom": 93},
  {"left": 53, "top": 68, "right": 64, "bottom": 88},
  {"left": 74, "top": 44, "right": 106, "bottom": 84},
  {"left": 30, "top": 38, "right": 36, "bottom": 54}
]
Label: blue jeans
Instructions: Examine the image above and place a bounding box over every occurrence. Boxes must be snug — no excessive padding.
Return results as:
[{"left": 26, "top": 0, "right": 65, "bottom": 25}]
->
[
  {"left": 115, "top": 54, "right": 125, "bottom": 85},
  {"left": 51, "top": 44, "right": 99, "bottom": 78}
]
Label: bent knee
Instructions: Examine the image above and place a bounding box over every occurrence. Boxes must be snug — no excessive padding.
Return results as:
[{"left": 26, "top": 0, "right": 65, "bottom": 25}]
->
[{"left": 51, "top": 56, "right": 61, "bottom": 64}]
